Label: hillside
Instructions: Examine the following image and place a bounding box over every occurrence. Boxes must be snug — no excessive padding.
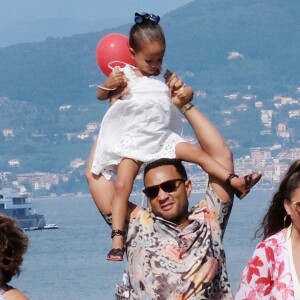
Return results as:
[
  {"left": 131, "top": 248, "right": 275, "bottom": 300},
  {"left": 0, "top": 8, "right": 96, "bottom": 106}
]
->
[
  {"left": 0, "top": 0, "right": 299, "bottom": 191},
  {"left": 0, "top": 0, "right": 300, "bottom": 105}
]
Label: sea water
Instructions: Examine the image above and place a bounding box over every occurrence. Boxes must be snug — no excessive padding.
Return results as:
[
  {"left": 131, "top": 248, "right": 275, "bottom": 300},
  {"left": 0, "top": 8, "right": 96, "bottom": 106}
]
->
[{"left": 11, "top": 190, "right": 272, "bottom": 300}]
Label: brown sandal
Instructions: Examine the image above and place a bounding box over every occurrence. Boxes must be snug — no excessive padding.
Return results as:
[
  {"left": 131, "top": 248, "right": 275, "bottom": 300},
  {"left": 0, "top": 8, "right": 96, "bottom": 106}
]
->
[
  {"left": 107, "top": 248, "right": 124, "bottom": 261},
  {"left": 226, "top": 172, "right": 262, "bottom": 200},
  {"left": 106, "top": 229, "right": 126, "bottom": 261}
]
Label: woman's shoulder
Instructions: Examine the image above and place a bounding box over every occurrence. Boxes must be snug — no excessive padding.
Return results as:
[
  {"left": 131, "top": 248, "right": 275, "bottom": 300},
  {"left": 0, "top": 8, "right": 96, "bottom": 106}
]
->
[
  {"left": 2, "top": 288, "right": 29, "bottom": 300},
  {"left": 257, "top": 229, "right": 287, "bottom": 249}
]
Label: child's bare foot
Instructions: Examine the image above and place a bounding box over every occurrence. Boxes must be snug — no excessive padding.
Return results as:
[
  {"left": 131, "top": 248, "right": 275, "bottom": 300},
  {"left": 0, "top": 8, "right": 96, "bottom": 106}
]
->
[
  {"left": 107, "top": 229, "right": 125, "bottom": 261},
  {"left": 226, "top": 172, "right": 262, "bottom": 200}
]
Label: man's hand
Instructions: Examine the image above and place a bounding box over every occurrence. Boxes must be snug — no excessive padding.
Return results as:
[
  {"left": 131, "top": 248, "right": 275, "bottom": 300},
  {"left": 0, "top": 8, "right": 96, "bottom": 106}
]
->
[
  {"left": 164, "top": 70, "right": 194, "bottom": 108},
  {"left": 165, "top": 70, "right": 184, "bottom": 92},
  {"left": 172, "top": 86, "right": 194, "bottom": 108}
]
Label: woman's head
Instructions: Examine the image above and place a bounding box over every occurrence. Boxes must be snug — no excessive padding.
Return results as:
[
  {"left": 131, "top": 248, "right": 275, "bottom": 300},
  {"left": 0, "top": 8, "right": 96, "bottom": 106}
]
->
[
  {"left": 0, "top": 215, "right": 29, "bottom": 287},
  {"left": 129, "top": 13, "right": 166, "bottom": 76},
  {"left": 258, "top": 159, "right": 300, "bottom": 239}
]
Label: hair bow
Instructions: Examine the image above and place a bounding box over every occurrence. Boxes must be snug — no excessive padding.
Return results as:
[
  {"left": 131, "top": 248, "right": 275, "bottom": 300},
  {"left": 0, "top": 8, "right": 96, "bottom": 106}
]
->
[{"left": 134, "top": 12, "right": 160, "bottom": 24}]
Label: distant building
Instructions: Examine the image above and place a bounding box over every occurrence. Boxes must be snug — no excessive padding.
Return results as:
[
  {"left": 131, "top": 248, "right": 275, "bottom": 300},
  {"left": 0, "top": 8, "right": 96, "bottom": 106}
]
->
[
  {"left": 274, "top": 162, "right": 290, "bottom": 182},
  {"left": 250, "top": 148, "right": 271, "bottom": 160},
  {"left": 59, "top": 104, "right": 71, "bottom": 111},
  {"left": 220, "top": 110, "right": 232, "bottom": 115},
  {"left": 224, "top": 118, "right": 236, "bottom": 126},
  {"left": 255, "top": 101, "right": 263, "bottom": 108},
  {"left": 242, "top": 95, "right": 256, "bottom": 100},
  {"left": 3, "top": 129, "right": 14, "bottom": 137},
  {"left": 234, "top": 156, "right": 256, "bottom": 169},
  {"left": 70, "top": 158, "right": 85, "bottom": 170},
  {"left": 236, "top": 104, "right": 248, "bottom": 111},
  {"left": 17, "top": 172, "right": 59, "bottom": 191},
  {"left": 289, "top": 110, "right": 300, "bottom": 118},
  {"left": 224, "top": 93, "right": 239, "bottom": 100},
  {"left": 261, "top": 110, "right": 273, "bottom": 128},
  {"left": 8, "top": 159, "right": 20, "bottom": 167},
  {"left": 289, "top": 148, "right": 300, "bottom": 160},
  {"left": 86, "top": 122, "right": 99, "bottom": 132},
  {"left": 77, "top": 132, "right": 89, "bottom": 140},
  {"left": 194, "top": 90, "right": 206, "bottom": 98},
  {"left": 277, "top": 123, "right": 290, "bottom": 139},
  {"left": 227, "top": 51, "right": 244, "bottom": 60},
  {"left": 273, "top": 95, "right": 298, "bottom": 105}
]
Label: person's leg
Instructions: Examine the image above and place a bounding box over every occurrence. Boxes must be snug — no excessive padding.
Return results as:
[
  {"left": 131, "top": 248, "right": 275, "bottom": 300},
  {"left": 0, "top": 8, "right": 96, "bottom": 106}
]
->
[
  {"left": 181, "top": 107, "right": 234, "bottom": 201},
  {"left": 175, "top": 142, "right": 261, "bottom": 199},
  {"left": 85, "top": 140, "right": 114, "bottom": 225},
  {"left": 108, "top": 158, "right": 141, "bottom": 261}
]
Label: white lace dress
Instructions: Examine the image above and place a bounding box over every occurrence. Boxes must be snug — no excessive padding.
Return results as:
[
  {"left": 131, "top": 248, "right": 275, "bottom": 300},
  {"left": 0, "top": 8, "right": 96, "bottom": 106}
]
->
[{"left": 91, "top": 65, "right": 184, "bottom": 179}]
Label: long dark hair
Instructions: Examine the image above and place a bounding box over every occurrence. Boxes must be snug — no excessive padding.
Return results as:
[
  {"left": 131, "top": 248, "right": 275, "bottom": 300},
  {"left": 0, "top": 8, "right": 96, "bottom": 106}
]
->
[{"left": 256, "top": 159, "right": 300, "bottom": 240}]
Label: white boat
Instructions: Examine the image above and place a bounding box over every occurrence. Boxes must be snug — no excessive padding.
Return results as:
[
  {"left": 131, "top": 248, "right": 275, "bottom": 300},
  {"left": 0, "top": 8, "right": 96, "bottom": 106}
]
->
[
  {"left": 43, "top": 223, "right": 59, "bottom": 229},
  {"left": 0, "top": 187, "right": 58, "bottom": 230},
  {"left": 24, "top": 224, "right": 59, "bottom": 231},
  {"left": 0, "top": 187, "right": 46, "bottom": 229}
]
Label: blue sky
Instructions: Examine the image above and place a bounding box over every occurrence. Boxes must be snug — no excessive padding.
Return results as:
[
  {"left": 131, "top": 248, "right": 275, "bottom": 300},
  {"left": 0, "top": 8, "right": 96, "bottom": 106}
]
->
[
  {"left": 0, "top": 0, "right": 193, "bottom": 47},
  {"left": 0, "top": 0, "right": 192, "bottom": 26}
]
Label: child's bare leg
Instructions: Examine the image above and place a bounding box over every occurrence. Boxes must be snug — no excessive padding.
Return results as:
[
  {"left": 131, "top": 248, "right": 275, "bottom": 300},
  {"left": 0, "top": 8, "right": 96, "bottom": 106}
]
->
[
  {"left": 175, "top": 142, "right": 261, "bottom": 199},
  {"left": 108, "top": 158, "right": 141, "bottom": 261},
  {"left": 176, "top": 142, "right": 231, "bottom": 181},
  {"left": 85, "top": 140, "right": 114, "bottom": 222}
]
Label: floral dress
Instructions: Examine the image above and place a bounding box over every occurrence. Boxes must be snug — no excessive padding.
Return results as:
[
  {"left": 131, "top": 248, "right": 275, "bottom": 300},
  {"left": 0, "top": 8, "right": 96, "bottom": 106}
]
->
[
  {"left": 116, "top": 184, "right": 234, "bottom": 300},
  {"left": 235, "top": 229, "right": 297, "bottom": 299}
]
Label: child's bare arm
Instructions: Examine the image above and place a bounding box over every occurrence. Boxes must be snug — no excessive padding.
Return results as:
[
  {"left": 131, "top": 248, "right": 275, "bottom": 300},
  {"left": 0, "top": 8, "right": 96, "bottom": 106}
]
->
[
  {"left": 96, "top": 68, "right": 127, "bottom": 100},
  {"left": 109, "top": 85, "right": 131, "bottom": 106}
]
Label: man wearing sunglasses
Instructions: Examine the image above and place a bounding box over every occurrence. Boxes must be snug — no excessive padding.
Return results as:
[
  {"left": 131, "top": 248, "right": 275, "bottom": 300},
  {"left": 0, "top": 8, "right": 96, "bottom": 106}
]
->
[{"left": 113, "top": 100, "right": 234, "bottom": 299}]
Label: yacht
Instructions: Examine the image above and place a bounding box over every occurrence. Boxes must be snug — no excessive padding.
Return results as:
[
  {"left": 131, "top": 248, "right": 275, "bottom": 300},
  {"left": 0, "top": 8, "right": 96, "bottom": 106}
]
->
[{"left": 0, "top": 187, "right": 46, "bottom": 229}]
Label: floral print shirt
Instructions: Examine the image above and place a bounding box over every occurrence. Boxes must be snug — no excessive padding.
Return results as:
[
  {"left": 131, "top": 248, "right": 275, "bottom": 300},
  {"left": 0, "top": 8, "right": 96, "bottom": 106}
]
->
[
  {"left": 235, "top": 230, "right": 295, "bottom": 300},
  {"left": 122, "top": 185, "right": 233, "bottom": 300}
]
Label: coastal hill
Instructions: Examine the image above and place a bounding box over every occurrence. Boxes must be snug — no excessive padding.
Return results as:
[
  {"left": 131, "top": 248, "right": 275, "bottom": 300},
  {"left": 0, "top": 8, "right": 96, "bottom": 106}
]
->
[
  {"left": 0, "top": 0, "right": 299, "bottom": 104},
  {"left": 0, "top": 0, "right": 299, "bottom": 194}
]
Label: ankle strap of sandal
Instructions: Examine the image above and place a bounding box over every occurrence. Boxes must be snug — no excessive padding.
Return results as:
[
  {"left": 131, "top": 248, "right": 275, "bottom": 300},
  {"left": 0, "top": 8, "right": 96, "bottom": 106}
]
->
[
  {"left": 225, "top": 173, "right": 239, "bottom": 186},
  {"left": 111, "top": 229, "right": 126, "bottom": 238}
]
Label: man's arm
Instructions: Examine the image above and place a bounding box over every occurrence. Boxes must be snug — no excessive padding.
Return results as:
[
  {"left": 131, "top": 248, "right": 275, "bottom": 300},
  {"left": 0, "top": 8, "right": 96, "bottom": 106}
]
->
[
  {"left": 180, "top": 105, "right": 234, "bottom": 202},
  {"left": 166, "top": 72, "right": 233, "bottom": 201}
]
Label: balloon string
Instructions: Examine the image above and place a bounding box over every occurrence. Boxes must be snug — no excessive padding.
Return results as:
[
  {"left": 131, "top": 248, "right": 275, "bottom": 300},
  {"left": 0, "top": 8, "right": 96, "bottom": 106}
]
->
[
  {"left": 89, "top": 84, "right": 116, "bottom": 91},
  {"left": 108, "top": 61, "right": 130, "bottom": 70}
]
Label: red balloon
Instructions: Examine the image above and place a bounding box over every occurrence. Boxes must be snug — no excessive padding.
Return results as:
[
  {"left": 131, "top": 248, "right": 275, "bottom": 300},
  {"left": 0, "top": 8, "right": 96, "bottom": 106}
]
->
[{"left": 96, "top": 33, "right": 135, "bottom": 76}]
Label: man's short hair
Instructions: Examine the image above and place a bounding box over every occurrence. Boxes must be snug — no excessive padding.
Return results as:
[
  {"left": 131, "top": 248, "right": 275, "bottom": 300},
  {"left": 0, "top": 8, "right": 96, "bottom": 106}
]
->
[{"left": 144, "top": 158, "right": 188, "bottom": 180}]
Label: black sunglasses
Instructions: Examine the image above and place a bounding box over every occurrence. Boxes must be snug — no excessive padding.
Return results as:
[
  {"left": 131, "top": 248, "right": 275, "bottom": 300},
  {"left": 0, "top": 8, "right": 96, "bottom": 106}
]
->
[
  {"left": 134, "top": 12, "right": 160, "bottom": 25},
  {"left": 143, "top": 178, "right": 186, "bottom": 199}
]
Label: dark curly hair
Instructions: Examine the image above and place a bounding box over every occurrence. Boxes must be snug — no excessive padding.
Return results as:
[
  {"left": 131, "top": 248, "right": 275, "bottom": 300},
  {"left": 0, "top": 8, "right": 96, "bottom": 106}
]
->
[
  {"left": 256, "top": 159, "right": 300, "bottom": 240},
  {"left": 0, "top": 214, "right": 29, "bottom": 287}
]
